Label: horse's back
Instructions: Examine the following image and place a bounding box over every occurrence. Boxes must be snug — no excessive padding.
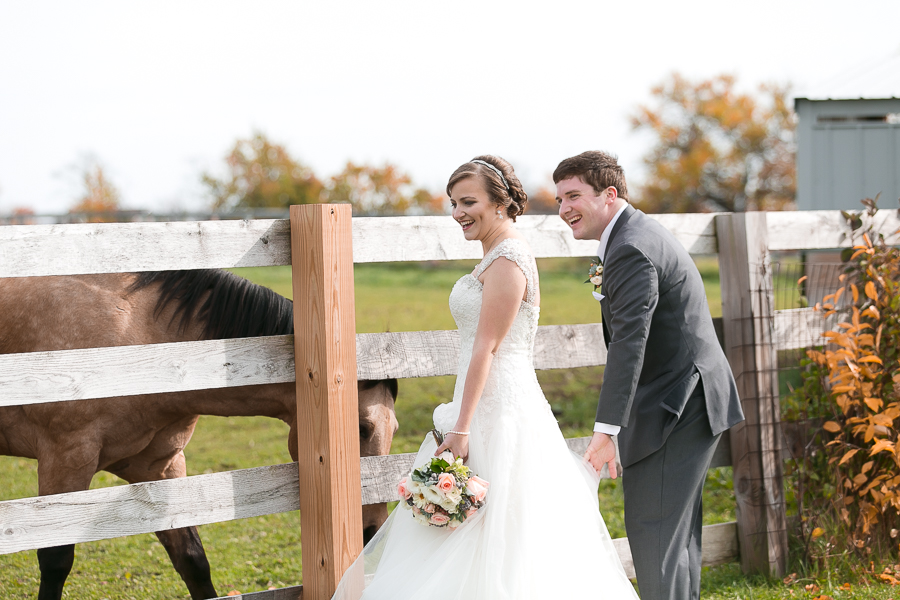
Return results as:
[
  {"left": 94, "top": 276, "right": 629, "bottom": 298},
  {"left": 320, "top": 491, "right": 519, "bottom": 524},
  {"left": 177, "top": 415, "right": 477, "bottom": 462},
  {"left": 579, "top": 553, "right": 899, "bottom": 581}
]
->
[{"left": 0, "top": 273, "right": 196, "bottom": 354}]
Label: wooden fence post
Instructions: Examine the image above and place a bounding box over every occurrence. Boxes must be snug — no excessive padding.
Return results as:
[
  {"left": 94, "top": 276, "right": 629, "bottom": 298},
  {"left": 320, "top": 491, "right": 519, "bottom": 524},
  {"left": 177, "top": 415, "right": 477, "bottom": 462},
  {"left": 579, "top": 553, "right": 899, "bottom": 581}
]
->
[
  {"left": 291, "top": 204, "right": 363, "bottom": 599},
  {"left": 716, "top": 212, "right": 788, "bottom": 577}
]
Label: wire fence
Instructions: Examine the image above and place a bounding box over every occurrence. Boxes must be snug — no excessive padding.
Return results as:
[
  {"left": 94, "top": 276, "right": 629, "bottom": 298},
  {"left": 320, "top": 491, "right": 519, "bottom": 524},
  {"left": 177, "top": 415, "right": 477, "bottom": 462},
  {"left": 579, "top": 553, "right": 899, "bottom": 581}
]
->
[{"left": 771, "top": 252, "right": 844, "bottom": 400}]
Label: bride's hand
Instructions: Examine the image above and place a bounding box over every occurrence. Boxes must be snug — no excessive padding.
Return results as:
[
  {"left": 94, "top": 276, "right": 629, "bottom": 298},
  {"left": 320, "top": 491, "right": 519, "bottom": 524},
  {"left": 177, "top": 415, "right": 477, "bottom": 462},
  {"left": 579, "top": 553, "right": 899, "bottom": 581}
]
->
[{"left": 435, "top": 432, "right": 469, "bottom": 462}]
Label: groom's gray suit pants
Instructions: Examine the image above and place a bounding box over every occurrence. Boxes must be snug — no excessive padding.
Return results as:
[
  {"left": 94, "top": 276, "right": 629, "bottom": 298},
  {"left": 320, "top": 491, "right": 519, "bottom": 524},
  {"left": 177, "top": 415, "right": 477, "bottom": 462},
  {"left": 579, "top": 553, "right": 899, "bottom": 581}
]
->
[{"left": 622, "top": 386, "right": 720, "bottom": 600}]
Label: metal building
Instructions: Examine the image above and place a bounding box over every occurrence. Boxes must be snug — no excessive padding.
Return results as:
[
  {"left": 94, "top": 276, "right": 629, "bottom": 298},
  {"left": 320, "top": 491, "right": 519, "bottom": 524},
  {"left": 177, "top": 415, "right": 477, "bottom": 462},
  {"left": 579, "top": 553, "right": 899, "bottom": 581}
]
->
[{"left": 795, "top": 54, "right": 900, "bottom": 210}]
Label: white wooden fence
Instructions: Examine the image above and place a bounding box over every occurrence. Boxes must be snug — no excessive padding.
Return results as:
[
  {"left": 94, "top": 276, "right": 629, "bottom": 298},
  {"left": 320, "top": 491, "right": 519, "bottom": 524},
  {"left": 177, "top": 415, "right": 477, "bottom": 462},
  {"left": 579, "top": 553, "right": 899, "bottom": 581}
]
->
[{"left": 2, "top": 208, "right": 898, "bottom": 600}]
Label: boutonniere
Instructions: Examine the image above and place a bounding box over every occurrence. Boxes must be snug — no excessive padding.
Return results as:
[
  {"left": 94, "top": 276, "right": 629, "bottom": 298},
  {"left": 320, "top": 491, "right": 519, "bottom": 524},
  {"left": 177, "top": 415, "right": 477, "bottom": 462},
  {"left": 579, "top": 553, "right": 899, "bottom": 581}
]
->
[{"left": 584, "top": 257, "right": 603, "bottom": 293}]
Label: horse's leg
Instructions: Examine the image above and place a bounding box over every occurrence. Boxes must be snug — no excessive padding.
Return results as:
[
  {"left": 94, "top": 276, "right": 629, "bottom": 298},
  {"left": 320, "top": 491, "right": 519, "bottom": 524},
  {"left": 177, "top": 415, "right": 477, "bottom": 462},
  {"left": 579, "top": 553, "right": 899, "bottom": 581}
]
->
[
  {"left": 154, "top": 526, "right": 217, "bottom": 600},
  {"left": 112, "top": 453, "right": 217, "bottom": 599},
  {"left": 107, "top": 419, "right": 217, "bottom": 600},
  {"left": 35, "top": 449, "right": 99, "bottom": 600},
  {"left": 36, "top": 545, "right": 75, "bottom": 600}
]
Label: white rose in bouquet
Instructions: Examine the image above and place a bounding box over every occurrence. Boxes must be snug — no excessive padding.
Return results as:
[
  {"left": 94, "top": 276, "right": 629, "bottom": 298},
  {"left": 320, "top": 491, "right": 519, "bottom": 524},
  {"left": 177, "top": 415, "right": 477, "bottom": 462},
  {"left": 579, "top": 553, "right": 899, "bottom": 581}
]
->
[
  {"left": 423, "top": 486, "right": 444, "bottom": 504},
  {"left": 440, "top": 489, "right": 463, "bottom": 512}
]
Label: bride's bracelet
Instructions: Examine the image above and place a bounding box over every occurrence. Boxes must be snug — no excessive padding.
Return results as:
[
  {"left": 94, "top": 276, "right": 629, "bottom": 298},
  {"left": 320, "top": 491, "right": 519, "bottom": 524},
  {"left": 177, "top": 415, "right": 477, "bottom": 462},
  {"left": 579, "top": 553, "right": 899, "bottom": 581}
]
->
[{"left": 447, "top": 430, "right": 470, "bottom": 436}]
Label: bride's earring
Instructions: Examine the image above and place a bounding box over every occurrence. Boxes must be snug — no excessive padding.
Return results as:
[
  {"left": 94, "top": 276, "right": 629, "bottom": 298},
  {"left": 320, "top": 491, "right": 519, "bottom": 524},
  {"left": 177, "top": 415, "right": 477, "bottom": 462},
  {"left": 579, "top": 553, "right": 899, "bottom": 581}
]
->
[{"left": 496, "top": 210, "right": 503, "bottom": 220}]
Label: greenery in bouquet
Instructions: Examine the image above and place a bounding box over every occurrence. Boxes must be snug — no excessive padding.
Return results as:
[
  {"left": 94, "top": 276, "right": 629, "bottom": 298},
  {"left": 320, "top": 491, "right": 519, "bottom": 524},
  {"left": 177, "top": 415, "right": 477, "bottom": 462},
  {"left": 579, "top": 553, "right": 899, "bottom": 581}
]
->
[{"left": 396, "top": 441, "right": 489, "bottom": 529}]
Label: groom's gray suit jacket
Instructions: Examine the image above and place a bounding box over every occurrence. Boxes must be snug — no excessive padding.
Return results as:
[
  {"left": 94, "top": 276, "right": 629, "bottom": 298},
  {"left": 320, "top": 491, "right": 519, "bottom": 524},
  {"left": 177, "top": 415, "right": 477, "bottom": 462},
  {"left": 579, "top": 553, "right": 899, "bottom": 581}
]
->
[{"left": 597, "top": 205, "right": 744, "bottom": 467}]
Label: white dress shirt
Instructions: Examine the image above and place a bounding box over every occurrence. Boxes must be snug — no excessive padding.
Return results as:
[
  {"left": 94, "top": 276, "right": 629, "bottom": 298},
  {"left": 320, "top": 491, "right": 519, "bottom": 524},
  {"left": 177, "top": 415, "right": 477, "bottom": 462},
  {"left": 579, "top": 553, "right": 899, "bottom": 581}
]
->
[{"left": 593, "top": 203, "right": 629, "bottom": 437}]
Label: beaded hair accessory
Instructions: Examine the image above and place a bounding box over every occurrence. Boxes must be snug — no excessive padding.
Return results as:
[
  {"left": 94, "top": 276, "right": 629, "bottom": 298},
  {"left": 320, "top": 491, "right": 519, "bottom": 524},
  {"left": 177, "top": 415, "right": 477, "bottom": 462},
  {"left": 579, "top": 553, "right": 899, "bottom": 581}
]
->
[{"left": 471, "top": 159, "right": 510, "bottom": 191}]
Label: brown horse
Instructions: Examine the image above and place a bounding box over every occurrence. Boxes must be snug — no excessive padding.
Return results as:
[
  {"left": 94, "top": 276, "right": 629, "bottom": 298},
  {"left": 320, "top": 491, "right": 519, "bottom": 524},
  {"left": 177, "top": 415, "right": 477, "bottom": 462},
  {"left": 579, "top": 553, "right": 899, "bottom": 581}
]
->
[{"left": 0, "top": 269, "right": 398, "bottom": 600}]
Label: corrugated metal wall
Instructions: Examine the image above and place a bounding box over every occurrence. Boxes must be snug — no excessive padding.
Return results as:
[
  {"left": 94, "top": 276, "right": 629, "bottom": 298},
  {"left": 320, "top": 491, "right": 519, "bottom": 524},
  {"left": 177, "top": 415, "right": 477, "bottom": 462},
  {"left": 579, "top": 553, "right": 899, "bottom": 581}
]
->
[{"left": 796, "top": 98, "right": 900, "bottom": 210}]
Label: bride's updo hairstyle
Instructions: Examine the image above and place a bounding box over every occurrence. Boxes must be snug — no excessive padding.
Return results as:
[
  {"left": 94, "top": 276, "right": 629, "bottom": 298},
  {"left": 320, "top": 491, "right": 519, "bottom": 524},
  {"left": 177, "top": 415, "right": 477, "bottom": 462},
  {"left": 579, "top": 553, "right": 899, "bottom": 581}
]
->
[{"left": 446, "top": 155, "right": 528, "bottom": 222}]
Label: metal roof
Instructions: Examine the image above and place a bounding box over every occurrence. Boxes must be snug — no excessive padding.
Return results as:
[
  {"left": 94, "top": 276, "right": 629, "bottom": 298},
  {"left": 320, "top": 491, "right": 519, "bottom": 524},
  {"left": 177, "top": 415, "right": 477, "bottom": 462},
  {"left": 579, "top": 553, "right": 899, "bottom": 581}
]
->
[{"left": 796, "top": 54, "right": 900, "bottom": 101}]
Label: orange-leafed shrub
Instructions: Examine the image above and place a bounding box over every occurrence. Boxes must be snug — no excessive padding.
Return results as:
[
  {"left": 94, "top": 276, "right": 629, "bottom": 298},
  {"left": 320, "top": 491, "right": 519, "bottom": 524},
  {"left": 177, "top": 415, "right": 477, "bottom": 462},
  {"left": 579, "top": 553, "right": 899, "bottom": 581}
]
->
[{"left": 792, "top": 199, "right": 900, "bottom": 564}]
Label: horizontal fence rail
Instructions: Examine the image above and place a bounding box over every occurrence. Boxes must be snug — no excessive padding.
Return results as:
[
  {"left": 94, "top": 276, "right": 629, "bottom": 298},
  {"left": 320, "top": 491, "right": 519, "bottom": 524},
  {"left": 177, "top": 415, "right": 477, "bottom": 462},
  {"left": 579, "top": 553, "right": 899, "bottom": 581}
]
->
[
  {"left": 0, "top": 219, "right": 293, "bottom": 277},
  {"left": 3, "top": 210, "right": 897, "bottom": 279},
  {"left": 0, "top": 464, "right": 299, "bottom": 555},
  {"left": 767, "top": 209, "right": 900, "bottom": 251},
  {"left": 0, "top": 311, "right": 819, "bottom": 408},
  {"left": 0, "top": 213, "right": 720, "bottom": 278},
  {"left": 0, "top": 336, "right": 296, "bottom": 407}
]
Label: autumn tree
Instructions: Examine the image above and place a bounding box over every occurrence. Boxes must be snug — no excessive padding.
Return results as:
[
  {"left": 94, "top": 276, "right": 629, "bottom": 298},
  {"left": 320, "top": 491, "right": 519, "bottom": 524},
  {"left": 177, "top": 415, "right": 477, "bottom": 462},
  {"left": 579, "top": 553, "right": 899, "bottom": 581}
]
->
[
  {"left": 202, "top": 132, "right": 323, "bottom": 211},
  {"left": 528, "top": 185, "right": 560, "bottom": 215},
  {"left": 8, "top": 207, "right": 35, "bottom": 225},
  {"left": 69, "top": 161, "right": 122, "bottom": 222},
  {"left": 632, "top": 73, "right": 796, "bottom": 213},
  {"left": 323, "top": 161, "right": 444, "bottom": 216}
]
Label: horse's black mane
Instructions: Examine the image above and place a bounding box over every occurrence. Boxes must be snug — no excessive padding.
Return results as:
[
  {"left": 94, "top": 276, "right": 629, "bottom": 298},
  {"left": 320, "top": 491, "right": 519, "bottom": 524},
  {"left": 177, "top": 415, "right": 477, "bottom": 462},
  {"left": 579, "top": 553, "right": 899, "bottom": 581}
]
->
[{"left": 129, "top": 270, "right": 294, "bottom": 340}]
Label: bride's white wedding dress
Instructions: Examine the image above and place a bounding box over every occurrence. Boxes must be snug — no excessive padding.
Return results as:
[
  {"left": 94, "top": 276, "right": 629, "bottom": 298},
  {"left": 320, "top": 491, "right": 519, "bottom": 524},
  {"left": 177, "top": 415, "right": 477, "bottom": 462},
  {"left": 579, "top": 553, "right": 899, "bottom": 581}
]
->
[{"left": 332, "top": 238, "right": 638, "bottom": 599}]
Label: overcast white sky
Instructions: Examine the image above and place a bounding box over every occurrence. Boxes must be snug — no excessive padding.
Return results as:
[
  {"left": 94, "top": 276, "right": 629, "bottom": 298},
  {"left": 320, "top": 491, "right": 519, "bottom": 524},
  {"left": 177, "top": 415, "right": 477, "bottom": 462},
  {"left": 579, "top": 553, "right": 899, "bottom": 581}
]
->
[{"left": 1, "top": 0, "right": 899, "bottom": 215}]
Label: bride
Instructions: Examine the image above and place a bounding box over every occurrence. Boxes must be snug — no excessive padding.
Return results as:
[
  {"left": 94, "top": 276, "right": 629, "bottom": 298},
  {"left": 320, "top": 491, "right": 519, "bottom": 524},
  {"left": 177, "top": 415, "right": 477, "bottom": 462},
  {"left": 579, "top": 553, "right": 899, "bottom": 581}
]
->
[{"left": 332, "top": 156, "right": 638, "bottom": 599}]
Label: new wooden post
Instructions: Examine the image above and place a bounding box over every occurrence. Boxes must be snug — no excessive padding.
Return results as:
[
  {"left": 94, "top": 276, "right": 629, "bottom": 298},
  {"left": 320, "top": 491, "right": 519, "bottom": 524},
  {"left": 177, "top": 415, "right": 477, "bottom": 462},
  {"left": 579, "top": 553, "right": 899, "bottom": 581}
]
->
[
  {"left": 716, "top": 212, "right": 788, "bottom": 577},
  {"left": 291, "top": 204, "right": 363, "bottom": 599}
]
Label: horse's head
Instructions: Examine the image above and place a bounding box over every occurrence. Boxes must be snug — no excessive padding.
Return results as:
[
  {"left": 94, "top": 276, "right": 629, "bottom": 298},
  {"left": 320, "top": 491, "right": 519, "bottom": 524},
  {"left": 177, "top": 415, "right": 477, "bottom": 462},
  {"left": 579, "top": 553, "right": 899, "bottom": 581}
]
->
[
  {"left": 285, "top": 378, "right": 398, "bottom": 545},
  {"left": 357, "top": 378, "right": 399, "bottom": 458},
  {"left": 357, "top": 378, "right": 399, "bottom": 543}
]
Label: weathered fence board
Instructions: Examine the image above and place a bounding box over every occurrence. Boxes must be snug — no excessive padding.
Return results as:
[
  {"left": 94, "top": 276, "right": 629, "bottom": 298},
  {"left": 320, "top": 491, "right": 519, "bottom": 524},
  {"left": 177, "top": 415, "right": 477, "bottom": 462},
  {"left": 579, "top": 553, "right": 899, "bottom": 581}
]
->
[
  {"left": 533, "top": 323, "right": 608, "bottom": 370},
  {"left": 773, "top": 307, "right": 831, "bottom": 351},
  {"left": 0, "top": 312, "right": 824, "bottom": 408},
  {"left": 0, "top": 219, "right": 292, "bottom": 278},
  {"left": 767, "top": 209, "right": 900, "bottom": 251},
  {"left": 646, "top": 212, "right": 720, "bottom": 255},
  {"left": 0, "top": 212, "right": 723, "bottom": 279},
  {"left": 0, "top": 336, "right": 296, "bottom": 407},
  {"left": 700, "top": 521, "right": 741, "bottom": 567},
  {"left": 6, "top": 209, "right": 895, "bottom": 278},
  {"left": 352, "top": 213, "right": 720, "bottom": 262},
  {"left": 359, "top": 453, "right": 414, "bottom": 507},
  {"left": 356, "top": 324, "right": 609, "bottom": 380},
  {"left": 0, "top": 463, "right": 299, "bottom": 555},
  {"left": 356, "top": 330, "right": 460, "bottom": 380},
  {"left": 215, "top": 586, "right": 303, "bottom": 600},
  {"left": 610, "top": 520, "right": 739, "bottom": 582}
]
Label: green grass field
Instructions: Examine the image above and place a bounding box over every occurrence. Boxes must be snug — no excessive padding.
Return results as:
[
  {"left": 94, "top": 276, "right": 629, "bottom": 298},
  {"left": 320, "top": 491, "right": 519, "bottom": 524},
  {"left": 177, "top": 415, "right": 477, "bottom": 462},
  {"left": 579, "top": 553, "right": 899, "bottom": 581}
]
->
[{"left": 0, "top": 256, "right": 870, "bottom": 599}]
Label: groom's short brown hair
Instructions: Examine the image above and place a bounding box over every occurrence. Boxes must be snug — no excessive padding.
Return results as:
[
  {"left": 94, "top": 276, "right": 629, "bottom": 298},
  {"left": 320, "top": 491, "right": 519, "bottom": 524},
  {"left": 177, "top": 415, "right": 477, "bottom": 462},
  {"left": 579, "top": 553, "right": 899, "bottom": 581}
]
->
[{"left": 553, "top": 151, "right": 629, "bottom": 200}]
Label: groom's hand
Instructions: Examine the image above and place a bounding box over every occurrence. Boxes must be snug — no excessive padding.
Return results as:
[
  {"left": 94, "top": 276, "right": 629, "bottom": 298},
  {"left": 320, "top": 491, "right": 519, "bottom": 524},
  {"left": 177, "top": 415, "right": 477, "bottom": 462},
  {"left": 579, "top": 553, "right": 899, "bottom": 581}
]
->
[{"left": 584, "top": 432, "right": 618, "bottom": 479}]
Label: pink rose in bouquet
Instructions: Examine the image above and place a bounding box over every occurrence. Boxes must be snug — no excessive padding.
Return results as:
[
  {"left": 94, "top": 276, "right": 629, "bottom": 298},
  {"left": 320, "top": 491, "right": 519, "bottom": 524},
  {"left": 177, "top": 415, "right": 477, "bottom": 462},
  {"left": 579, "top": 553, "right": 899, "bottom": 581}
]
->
[
  {"left": 397, "top": 476, "right": 412, "bottom": 500},
  {"left": 466, "top": 475, "right": 489, "bottom": 503},
  {"left": 430, "top": 513, "right": 450, "bottom": 526},
  {"left": 437, "top": 472, "right": 455, "bottom": 493}
]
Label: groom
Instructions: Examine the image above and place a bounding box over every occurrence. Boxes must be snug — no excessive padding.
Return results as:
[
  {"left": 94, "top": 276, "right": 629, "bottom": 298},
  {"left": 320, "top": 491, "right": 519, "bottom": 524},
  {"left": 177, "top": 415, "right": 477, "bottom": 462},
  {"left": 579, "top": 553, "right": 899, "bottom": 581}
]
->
[{"left": 555, "top": 151, "right": 744, "bottom": 600}]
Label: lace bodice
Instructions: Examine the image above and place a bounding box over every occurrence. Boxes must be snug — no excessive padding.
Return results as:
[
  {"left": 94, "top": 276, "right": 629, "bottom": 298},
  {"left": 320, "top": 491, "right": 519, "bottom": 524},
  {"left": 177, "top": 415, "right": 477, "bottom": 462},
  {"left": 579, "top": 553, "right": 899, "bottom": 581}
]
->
[
  {"left": 434, "top": 238, "right": 550, "bottom": 435},
  {"left": 450, "top": 237, "right": 539, "bottom": 349}
]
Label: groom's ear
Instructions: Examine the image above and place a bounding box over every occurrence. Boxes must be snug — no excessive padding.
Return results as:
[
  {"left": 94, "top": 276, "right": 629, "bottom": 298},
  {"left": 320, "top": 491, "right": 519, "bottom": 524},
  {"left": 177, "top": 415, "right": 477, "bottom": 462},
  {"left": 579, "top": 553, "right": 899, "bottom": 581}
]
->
[{"left": 604, "top": 186, "right": 618, "bottom": 202}]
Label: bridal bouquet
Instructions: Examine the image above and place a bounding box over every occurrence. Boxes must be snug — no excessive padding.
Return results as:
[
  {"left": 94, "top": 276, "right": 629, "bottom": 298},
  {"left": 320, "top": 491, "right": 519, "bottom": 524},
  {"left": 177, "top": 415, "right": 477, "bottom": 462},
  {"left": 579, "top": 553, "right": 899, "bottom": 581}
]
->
[{"left": 396, "top": 431, "right": 489, "bottom": 529}]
